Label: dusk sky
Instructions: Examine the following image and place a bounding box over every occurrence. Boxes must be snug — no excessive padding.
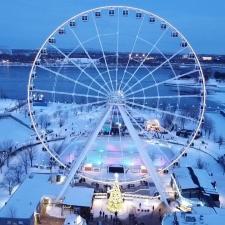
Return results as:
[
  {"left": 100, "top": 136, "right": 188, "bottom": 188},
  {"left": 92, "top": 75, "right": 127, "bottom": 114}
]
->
[{"left": 0, "top": 0, "right": 225, "bottom": 54}]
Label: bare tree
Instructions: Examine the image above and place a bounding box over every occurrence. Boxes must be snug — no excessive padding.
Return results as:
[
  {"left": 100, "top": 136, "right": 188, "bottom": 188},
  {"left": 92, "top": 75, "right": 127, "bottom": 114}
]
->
[
  {"left": 0, "top": 140, "right": 14, "bottom": 167},
  {"left": 26, "top": 146, "right": 36, "bottom": 167},
  {"left": 45, "top": 154, "right": 57, "bottom": 173},
  {"left": 196, "top": 158, "right": 205, "bottom": 169},
  {"left": 202, "top": 116, "right": 214, "bottom": 138},
  {"left": 10, "top": 164, "right": 24, "bottom": 184},
  {"left": 38, "top": 114, "right": 50, "bottom": 129},
  {"left": 58, "top": 117, "right": 65, "bottom": 128},
  {"left": 0, "top": 151, "right": 5, "bottom": 173},
  {"left": 1, "top": 169, "right": 16, "bottom": 195},
  {"left": 218, "top": 136, "right": 224, "bottom": 149},
  {"left": 179, "top": 117, "right": 186, "bottom": 129},
  {"left": 8, "top": 206, "right": 17, "bottom": 218},
  {"left": 20, "top": 152, "right": 29, "bottom": 174},
  {"left": 161, "top": 114, "right": 174, "bottom": 130},
  {"left": 218, "top": 155, "right": 225, "bottom": 174}
]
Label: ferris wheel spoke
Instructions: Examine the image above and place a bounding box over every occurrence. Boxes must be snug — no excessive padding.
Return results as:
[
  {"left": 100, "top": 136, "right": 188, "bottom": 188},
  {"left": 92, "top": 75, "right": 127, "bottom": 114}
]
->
[
  {"left": 68, "top": 27, "right": 112, "bottom": 93},
  {"left": 36, "top": 65, "right": 107, "bottom": 97},
  {"left": 67, "top": 32, "right": 115, "bottom": 58},
  {"left": 116, "top": 105, "right": 125, "bottom": 170},
  {"left": 72, "top": 101, "right": 107, "bottom": 108},
  {"left": 32, "top": 89, "right": 107, "bottom": 101},
  {"left": 92, "top": 14, "right": 114, "bottom": 92},
  {"left": 125, "top": 105, "right": 188, "bottom": 147},
  {"left": 127, "top": 35, "right": 181, "bottom": 107},
  {"left": 125, "top": 100, "right": 198, "bottom": 123},
  {"left": 115, "top": 8, "right": 120, "bottom": 91},
  {"left": 123, "top": 47, "right": 188, "bottom": 95},
  {"left": 121, "top": 29, "right": 168, "bottom": 91},
  {"left": 49, "top": 44, "right": 109, "bottom": 95},
  {"left": 119, "top": 16, "right": 145, "bottom": 90},
  {"left": 126, "top": 94, "right": 201, "bottom": 101},
  {"left": 125, "top": 69, "right": 199, "bottom": 98}
]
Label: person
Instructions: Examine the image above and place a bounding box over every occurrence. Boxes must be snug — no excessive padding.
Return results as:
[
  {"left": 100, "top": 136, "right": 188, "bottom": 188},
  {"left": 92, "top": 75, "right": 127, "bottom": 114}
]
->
[
  {"left": 115, "top": 211, "right": 118, "bottom": 217},
  {"left": 152, "top": 205, "right": 154, "bottom": 211},
  {"left": 139, "top": 202, "right": 141, "bottom": 208},
  {"left": 102, "top": 211, "right": 105, "bottom": 217},
  {"left": 110, "top": 215, "right": 113, "bottom": 221},
  {"left": 99, "top": 210, "right": 102, "bottom": 217},
  {"left": 159, "top": 215, "right": 162, "bottom": 221}
]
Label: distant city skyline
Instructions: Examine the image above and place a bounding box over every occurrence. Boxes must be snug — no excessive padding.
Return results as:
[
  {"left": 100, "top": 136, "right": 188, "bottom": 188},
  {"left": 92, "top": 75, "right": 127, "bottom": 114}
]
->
[{"left": 0, "top": 0, "right": 225, "bottom": 54}]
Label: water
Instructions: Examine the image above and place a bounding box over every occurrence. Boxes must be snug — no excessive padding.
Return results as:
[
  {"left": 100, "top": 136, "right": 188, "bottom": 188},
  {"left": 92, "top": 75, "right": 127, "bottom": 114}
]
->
[
  {"left": 0, "top": 66, "right": 202, "bottom": 110},
  {"left": 0, "top": 66, "right": 30, "bottom": 99}
]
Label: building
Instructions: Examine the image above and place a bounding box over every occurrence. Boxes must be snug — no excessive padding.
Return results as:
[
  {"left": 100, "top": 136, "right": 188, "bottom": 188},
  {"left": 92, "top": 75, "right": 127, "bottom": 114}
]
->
[
  {"left": 0, "top": 173, "right": 94, "bottom": 225},
  {"left": 171, "top": 167, "right": 220, "bottom": 207},
  {"left": 162, "top": 206, "right": 225, "bottom": 225},
  {"left": 201, "top": 56, "right": 213, "bottom": 61}
]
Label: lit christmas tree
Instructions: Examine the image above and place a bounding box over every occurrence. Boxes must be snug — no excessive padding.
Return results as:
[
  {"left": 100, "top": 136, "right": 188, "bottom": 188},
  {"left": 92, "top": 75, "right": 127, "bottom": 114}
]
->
[{"left": 107, "top": 173, "right": 123, "bottom": 213}]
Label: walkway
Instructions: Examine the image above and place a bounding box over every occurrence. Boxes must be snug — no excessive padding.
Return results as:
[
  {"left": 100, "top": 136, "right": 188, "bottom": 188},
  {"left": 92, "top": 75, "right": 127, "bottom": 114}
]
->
[{"left": 89, "top": 203, "right": 168, "bottom": 225}]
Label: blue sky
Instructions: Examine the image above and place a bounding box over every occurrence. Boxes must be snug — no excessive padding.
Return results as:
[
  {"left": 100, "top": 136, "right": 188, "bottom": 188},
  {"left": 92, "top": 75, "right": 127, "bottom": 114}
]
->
[{"left": 0, "top": 0, "right": 225, "bottom": 54}]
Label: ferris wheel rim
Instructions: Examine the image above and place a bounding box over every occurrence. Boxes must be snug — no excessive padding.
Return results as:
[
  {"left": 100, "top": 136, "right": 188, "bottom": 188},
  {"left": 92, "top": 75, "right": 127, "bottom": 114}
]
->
[{"left": 27, "top": 5, "right": 207, "bottom": 176}]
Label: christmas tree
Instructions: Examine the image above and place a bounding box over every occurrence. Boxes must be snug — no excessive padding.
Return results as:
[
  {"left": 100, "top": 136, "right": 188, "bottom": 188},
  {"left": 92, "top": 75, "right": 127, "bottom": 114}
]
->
[{"left": 107, "top": 173, "right": 123, "bottom": 213}]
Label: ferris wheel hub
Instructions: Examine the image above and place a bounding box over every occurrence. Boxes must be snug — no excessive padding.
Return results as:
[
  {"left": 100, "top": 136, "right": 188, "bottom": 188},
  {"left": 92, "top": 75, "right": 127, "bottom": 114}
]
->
[{"left": 108, "top": 90, "right": 126, "bottom": 105}]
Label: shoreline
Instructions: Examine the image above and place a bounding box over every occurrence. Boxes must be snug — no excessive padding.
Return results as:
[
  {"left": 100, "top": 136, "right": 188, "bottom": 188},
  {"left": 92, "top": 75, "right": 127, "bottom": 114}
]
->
[{"left": 0, "top": 63, "right": 225, "bottom": 69}]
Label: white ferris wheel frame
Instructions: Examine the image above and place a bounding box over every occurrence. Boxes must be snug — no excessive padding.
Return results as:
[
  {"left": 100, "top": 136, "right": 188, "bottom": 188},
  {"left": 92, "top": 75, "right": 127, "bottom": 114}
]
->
[{"left": 27, "top": 5, "right": 207, "bottom": 176}]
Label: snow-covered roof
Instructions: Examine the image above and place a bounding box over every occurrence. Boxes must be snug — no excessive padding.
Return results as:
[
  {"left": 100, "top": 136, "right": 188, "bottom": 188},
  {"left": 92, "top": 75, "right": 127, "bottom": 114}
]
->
[
  {"left": 163, "top": 208, "right": 225, "bottom": 225},
  {"left": 0, "top": 173, "right": 94, "bottom": 219},
  {"left": 172, "top": 168, "right": 198, "bottom": 190},
  {"left": 172, "top": 168, "right": 218, "bottom": 195},
  {"left": 192, "top": 169, "right": 218, "bottom": 194},
  {"left": 64, "top": 187, "right": 94, "bottom": 207}
]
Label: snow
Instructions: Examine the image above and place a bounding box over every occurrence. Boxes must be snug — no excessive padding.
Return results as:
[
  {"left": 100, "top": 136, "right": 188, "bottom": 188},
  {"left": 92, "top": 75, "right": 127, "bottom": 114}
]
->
[
  {"left": 162, "top": 207, "right": 225, "bottom": 225},
  {"left": 0, "top": 99, "right": 18, "bottom": 113},
  {"left": 173, "top": 167, "right": 218, "bottom": 194},
  {"left": 56, "top": 106, "right": 111, "bottom": 200},
  {"left": 64, "top": 214, "right": 87, "bottom": 225},
  {"left": 0, "top": 173, "right": 60, "bottom": 219},
  {"left": 118, "top": 105, "right": 169, "bottom": 206},
  {"left": 0, "top": 173, "right": 94, "bottom": 219},
  {"left": 1, "top": 77, "right": 225, "bottom": 222},
  {"left": 92, "top": 197, "right": 161, "bottom": 220},
  {"left": 63, "top": 187, "right": 94, "bottom": 208},
  {"left": 0, "top": 118, "right": 33, "bottom": 143},
  {"left": 193, "top": 168, "right": 218, "bottom": 194},
  {"left": 172, "top": 168, "right": 198, "bottom": 190}
]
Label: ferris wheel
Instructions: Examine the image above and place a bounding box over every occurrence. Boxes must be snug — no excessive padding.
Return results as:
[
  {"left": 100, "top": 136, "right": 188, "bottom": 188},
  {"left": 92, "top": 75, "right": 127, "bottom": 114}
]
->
[{"left": 27, "top": 6, "right": 206, "bottom": 201}]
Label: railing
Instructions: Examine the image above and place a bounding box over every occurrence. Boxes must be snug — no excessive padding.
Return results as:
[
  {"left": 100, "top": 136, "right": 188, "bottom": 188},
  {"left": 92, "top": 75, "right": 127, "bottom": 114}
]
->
[{"left": 94, "top": 192, "right": 159, "bottom": 200}]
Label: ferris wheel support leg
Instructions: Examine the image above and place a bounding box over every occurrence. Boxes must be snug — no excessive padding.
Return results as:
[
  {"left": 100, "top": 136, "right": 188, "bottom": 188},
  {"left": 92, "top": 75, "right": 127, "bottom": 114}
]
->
[
  {"left": 118, "top": 105, "right": 169, "bottom": 207},
  {"left": 56, "top": 105, "right": 113, "bottom": 201}
]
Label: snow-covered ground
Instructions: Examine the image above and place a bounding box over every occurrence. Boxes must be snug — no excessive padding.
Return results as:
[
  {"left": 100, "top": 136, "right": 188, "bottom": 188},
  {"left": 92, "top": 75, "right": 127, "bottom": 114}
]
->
[
  {"left": 1, "top": 79, "right": 225, "bottom": 223},
  {"left": 0, "top": 118, "right": 33, "bottom": 143},
  {"left": 92, "top": 198, "right": 161, "bottom": 220},
  {"left": 0, "top": 98, "right": 18, "bottom": 113}
]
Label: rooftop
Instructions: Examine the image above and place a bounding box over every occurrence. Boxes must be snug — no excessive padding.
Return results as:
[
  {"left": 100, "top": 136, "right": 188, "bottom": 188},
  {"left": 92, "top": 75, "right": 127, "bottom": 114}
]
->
[
  {"left": 172, "top": 168, "right": 198, "bottom": 190},
  {"left": 163, "top": 207, "right": 225, "bottom": 225},
  {"left": 0, "top": 173, "right": 94, "bottom": 219},
  {"left": 172, "top": 167, "right": 218, "bottom": 195}
]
